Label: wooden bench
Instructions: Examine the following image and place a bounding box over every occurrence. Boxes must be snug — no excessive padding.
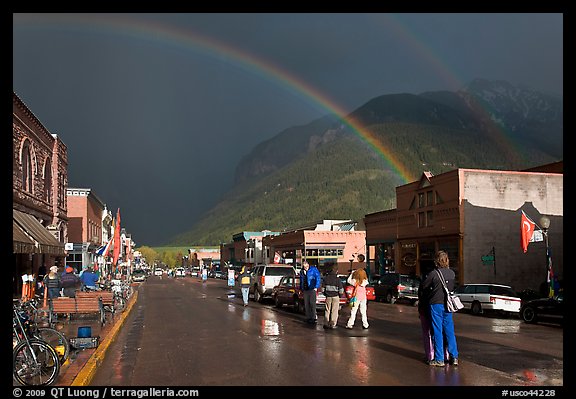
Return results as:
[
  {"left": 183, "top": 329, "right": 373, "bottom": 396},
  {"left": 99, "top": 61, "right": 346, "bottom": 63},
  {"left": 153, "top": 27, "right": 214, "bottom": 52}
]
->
[
  {"left": 49, "top": 296, "right": 105, "bottom": 326},
  {"left": 76, "top": 291, "right": 116, "bottom": 319},
  {"left": 76, "top": 291, "right": 114, "bottom": 307}
]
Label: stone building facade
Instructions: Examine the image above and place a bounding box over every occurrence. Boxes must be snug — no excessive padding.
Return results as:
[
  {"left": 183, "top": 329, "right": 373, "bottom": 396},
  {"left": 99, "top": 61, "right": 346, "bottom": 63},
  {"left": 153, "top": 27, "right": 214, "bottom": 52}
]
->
[{"left": 12, "top": 92, "right": 67, "bottom": 297}]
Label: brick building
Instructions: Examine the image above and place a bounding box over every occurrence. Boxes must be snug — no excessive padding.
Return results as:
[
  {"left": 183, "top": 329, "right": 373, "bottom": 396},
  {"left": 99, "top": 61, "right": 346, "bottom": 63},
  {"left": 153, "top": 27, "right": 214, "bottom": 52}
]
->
[
  {"left": 66, "top": 188, "right": 112, "bottom": 273},
  {"left": 364, "top": 165, "right": 563, "bottom": 293},
  {"left": 12, "top": 92, "right": 67, "bottom": 297}
]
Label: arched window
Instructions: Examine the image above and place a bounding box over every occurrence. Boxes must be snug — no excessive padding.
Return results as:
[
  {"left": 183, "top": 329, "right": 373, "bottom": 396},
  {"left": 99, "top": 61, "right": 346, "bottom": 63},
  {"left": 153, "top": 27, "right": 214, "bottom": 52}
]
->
[
  {"left": 44, "top": 158, "right": 52, "bottom": 203},
  {"left": 21, "top": 140, "right": 33, "bottom": 193}
]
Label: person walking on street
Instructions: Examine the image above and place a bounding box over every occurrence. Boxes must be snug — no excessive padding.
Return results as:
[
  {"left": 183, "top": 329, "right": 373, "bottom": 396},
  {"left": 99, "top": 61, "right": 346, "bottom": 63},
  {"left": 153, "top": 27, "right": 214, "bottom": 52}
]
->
[
  {"left": 420, "top": 250, "right": 459, "bottom": 367},
  {"left": 300, "top": 261, "right": 321, "bottom": 324},
  {"left": 323, "top": 262, "right": 344, "bottom": 329},
  {"left": 60, "top": 266, "right": 80, "bottom": 298},
  {"left": 346, "top": 268, "right": 370, "bottom": 329},
  {"left": 43, "top": 266, "right": 61, "bottom": 299},
  {"left": 238, "top": 266, "right": 251, "bottom": 306}
]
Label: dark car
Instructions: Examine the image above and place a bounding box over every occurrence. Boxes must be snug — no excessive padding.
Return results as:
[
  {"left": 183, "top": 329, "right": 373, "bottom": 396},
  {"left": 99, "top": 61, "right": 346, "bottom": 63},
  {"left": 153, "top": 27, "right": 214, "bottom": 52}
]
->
[
  {"left": 371, "top": 273, "right": 420, "bottom": 305},
  {"left": 272, "top": 275, "right": 346, "bottom": 313},
  {"left": 520, "top": 291, "right": 563, "bottom": 324}
]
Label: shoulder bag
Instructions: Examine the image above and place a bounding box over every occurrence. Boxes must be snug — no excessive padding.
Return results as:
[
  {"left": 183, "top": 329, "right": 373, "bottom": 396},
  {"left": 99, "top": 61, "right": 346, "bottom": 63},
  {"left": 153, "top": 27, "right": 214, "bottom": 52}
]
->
[
  {"left": 349, "top": 283, "right": 358, "bottom": 307},
  {"left": 435, "top": 269, "right": 464, "bottom": 312}
]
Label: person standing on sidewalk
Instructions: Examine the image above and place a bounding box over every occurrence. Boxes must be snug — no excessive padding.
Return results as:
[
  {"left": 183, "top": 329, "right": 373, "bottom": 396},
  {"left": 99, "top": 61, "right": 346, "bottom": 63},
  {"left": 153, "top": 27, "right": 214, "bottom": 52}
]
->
[
  {"left": 300, "top": 261, "right": 321, "bottom": 324},
  {"left": 322, "top": 262, "right": 344, "bottom": 329},
  {"left": 61, "top": 266, "right": 80, "bottom": 298},
  {"left": 44, "top": 266, "right": 61, "bottom": 299},
  {"left": 238, "top": 266, "right": 251, "bottom": 306}
]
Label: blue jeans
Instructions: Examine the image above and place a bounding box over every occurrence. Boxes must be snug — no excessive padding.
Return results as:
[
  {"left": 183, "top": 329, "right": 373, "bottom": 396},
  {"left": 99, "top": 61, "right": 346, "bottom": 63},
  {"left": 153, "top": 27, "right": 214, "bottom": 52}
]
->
[
  {"left": 241, "top": 287, "right": 249, "bottom": 305},
  {"left": 429, "top": 303, "right": 459, "bottom": 361}
]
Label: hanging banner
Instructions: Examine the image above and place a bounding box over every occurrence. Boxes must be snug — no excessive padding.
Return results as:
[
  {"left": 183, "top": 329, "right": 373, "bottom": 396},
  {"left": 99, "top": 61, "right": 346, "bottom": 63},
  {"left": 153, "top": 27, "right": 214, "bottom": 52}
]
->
[{"left": 228, "top": 269, "right": 235, "bottom": 287}]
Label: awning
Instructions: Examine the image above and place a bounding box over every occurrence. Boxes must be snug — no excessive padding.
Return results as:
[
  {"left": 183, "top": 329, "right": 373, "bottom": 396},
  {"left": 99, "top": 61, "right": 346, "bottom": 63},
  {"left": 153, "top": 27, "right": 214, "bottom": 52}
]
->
[
  {"left": 13, "top": 209, "right": 65, "bottom": 256},
  {"left": 13, "top": 221, "right": 36, "bottom": 254}
]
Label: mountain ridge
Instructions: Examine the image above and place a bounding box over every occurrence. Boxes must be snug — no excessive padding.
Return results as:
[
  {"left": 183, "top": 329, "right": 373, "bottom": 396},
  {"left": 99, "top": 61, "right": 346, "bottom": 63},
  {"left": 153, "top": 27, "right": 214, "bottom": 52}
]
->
[{"left": 166, "top": 79, "right": 562, "bottom": 246}]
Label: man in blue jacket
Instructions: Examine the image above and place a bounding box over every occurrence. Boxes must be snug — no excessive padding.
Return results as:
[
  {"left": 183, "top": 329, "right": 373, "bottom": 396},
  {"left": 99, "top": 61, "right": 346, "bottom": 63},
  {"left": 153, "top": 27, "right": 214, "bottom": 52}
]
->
[{"left": 300, "top": 261, "right": 321, "bottom": 324}]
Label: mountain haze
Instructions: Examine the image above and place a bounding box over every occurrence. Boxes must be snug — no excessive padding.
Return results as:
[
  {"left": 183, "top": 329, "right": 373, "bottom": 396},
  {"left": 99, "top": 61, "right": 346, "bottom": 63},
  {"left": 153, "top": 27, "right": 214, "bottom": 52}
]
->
[{"left": 168, "top": 79, "right": 562, "bottom": 245}]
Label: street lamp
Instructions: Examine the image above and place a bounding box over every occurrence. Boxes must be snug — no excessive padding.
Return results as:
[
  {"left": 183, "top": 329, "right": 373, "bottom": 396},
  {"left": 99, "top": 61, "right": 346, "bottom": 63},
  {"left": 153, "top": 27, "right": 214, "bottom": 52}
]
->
[
  {"left": 540, "top": 216, "right": 551, "bottom": 297},
  {"left": 349, "top": 258, "right": 354, "bottom": 274}
]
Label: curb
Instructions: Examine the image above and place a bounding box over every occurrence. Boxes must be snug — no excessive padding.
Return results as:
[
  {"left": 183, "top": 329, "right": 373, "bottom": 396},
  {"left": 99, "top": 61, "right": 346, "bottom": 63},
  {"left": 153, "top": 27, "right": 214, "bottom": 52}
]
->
[{"left": 70, "top": 291, "right": 139, "bottom": 386}]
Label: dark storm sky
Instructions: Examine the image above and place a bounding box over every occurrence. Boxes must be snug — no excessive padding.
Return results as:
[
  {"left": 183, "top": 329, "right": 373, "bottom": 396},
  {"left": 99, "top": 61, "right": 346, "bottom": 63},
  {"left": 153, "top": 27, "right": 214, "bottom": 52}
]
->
[{"left": 12, "top": 13, "right": 563, "bottom": 246}]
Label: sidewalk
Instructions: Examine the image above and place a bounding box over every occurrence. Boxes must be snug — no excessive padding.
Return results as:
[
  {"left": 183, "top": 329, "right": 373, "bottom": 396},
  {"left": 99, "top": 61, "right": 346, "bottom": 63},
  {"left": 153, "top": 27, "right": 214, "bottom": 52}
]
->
[{"left": 53, "top": 291, "right": 138, "bottom": 386}]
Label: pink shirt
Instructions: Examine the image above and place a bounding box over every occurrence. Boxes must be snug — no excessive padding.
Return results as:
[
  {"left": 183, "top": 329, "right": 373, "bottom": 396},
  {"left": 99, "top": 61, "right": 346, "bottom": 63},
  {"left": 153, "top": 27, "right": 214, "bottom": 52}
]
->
[{"left": 347, "top": 275, "right": 368, "bottom": 301}]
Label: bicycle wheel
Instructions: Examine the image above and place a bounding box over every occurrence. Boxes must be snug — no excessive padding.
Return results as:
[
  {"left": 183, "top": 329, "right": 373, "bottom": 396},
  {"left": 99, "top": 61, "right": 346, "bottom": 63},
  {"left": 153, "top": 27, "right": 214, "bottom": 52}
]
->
[
  {"left": 13, "top": 339, "right": 60, "bottom": 386},
  {"left": 37, "top": 327, "right": 70, "bottom": 364},
  {"left": 115, "top": 295, "right": 126, "bottom": 312}
]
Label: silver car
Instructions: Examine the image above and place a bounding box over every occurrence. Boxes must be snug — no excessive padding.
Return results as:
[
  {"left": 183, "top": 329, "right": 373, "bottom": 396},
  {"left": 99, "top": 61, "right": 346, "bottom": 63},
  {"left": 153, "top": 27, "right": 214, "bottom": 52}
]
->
[{"left": 249, "top": 264, "right": 296, "bottom": 302}]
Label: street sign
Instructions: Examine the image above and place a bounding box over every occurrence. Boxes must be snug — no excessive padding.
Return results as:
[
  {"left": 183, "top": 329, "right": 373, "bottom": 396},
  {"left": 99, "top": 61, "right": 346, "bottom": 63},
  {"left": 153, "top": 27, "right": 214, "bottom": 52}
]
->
[
  {"left": 530, "top": 230, "right": 544, "bottom": 242},
  {"left": 481, "top": 254, "right": 494, "bottom": 266}
]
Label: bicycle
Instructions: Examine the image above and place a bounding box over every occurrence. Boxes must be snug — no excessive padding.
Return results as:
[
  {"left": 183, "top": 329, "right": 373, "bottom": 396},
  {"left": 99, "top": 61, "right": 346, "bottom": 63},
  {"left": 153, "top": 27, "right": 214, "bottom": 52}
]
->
[
  {"left": 96, "top": 281, "right": 126, "bottom": 314},
  {"left": 15, "top": 297, "right": 71, "bottom": 364},
  {"left": 13, "top": 302, "right": 60, "bottom": 386}
]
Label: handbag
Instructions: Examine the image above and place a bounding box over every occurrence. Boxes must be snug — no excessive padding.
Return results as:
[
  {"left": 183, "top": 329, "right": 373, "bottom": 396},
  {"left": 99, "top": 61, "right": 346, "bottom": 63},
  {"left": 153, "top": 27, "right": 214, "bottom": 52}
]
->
[
  {"left": 349, "top": 284, "right": 358, "bottom": 307},
  {"left": 435, "top": 270, "right": 464, "bottom": 312}
]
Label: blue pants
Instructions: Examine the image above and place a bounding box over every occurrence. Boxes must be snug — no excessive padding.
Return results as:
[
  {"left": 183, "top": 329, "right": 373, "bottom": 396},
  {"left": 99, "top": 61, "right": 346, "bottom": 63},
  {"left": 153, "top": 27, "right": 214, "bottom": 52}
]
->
[
  {"left": 241, "top": 287, "right": 249, "bottom": 305},
  {"left": 429, "top": 303, "right": 459, "bottom": 361}
]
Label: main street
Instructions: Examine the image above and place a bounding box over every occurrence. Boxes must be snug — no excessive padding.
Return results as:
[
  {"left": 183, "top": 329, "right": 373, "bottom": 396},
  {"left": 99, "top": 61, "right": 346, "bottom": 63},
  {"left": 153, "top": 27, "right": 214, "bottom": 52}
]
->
[{"left": 91, "top": 275, "right": 563, "bottom": 388}]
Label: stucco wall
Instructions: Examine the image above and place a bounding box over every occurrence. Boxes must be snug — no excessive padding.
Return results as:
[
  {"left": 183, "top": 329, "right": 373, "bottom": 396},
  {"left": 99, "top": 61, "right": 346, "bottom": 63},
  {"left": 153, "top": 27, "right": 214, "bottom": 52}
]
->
[{"left": 462, "top": 170, "right": 563, "bottom": 292}]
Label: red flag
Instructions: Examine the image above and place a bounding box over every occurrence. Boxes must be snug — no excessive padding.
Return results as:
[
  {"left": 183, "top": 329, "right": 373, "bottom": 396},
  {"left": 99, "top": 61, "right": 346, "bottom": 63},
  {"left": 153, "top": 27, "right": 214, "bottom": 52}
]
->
[
  {"left": 112, "top": 209, "right": 121, "bottom": 266},
  {"left": 520, "top": 211, "right": 535, "bottom": 253}
]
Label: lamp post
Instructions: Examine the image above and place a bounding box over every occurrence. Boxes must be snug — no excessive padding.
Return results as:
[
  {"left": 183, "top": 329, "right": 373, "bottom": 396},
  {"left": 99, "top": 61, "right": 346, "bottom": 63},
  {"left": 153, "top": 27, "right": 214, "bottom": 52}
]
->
[
  {"left": 349, "top": 258, "right": 354, "bottom": 274},
  {"left": 540, "top": 216, "right": 551, "bottom": 297}
]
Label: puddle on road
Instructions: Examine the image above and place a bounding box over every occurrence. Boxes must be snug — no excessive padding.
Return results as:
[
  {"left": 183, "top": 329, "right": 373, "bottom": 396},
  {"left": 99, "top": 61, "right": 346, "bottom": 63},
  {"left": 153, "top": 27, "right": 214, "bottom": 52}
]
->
[{"left": 490, "top": 318, "right": 521, "bottom": 334}]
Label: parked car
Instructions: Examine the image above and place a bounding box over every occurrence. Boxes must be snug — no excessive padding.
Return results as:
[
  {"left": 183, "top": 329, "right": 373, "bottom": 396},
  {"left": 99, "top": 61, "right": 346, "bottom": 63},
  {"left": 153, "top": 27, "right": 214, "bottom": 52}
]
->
[
  {"left": 175, "top": 267, "right": 186, "bottom": 277},
  {"left": 338, "top": 275, "right": 376, "bottom": 302},
  {"left": 271, "top": 275, "right": 347, "bottom": 313},
  {"left": 154, "top": 268, "right": 164, "bottom": 276},
  {"left": 520, "top": 291, "right": 563, "bottom": 324},
  {"left": 453, "top": 283, "right": 521, "bottom": 316},
  {"left": 249, "top": 264, "right": 297, "bottom": 302},
  {"left": 370, "top": 273, "right": 420, "bottom": 305}
]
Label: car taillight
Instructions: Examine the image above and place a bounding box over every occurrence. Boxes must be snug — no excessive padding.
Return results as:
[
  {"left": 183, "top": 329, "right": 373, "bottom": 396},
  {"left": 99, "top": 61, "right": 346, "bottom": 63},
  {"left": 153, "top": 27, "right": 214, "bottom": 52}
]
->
[
  {"left": 397, "top": 284, "right": 405, "bottom": 291},
  {"left": 260, "top": 276, "right": 265, "bottom": 285},
  {"left": 490, "top": 296, "right": 496, "bottom": 304}
]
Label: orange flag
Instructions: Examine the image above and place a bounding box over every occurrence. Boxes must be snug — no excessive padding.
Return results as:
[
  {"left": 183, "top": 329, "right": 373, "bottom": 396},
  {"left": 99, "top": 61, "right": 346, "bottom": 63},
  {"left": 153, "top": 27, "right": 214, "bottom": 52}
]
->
[{"left": 520, "top": 211, "right": 535, "bottom": 253}]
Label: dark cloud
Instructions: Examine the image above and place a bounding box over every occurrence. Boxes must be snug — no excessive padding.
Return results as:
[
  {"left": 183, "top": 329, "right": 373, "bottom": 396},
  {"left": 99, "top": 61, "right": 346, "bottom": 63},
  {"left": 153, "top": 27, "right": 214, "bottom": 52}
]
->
[{"left": 12, "top": 13, "right": 563, "bottom": 245}]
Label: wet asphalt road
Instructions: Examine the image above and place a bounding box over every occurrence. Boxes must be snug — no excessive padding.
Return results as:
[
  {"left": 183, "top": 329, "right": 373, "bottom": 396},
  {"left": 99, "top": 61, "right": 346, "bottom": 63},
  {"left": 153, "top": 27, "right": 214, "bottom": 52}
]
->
[{"left": 90, "top": 275, "right": 563, "bottom": 387}]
